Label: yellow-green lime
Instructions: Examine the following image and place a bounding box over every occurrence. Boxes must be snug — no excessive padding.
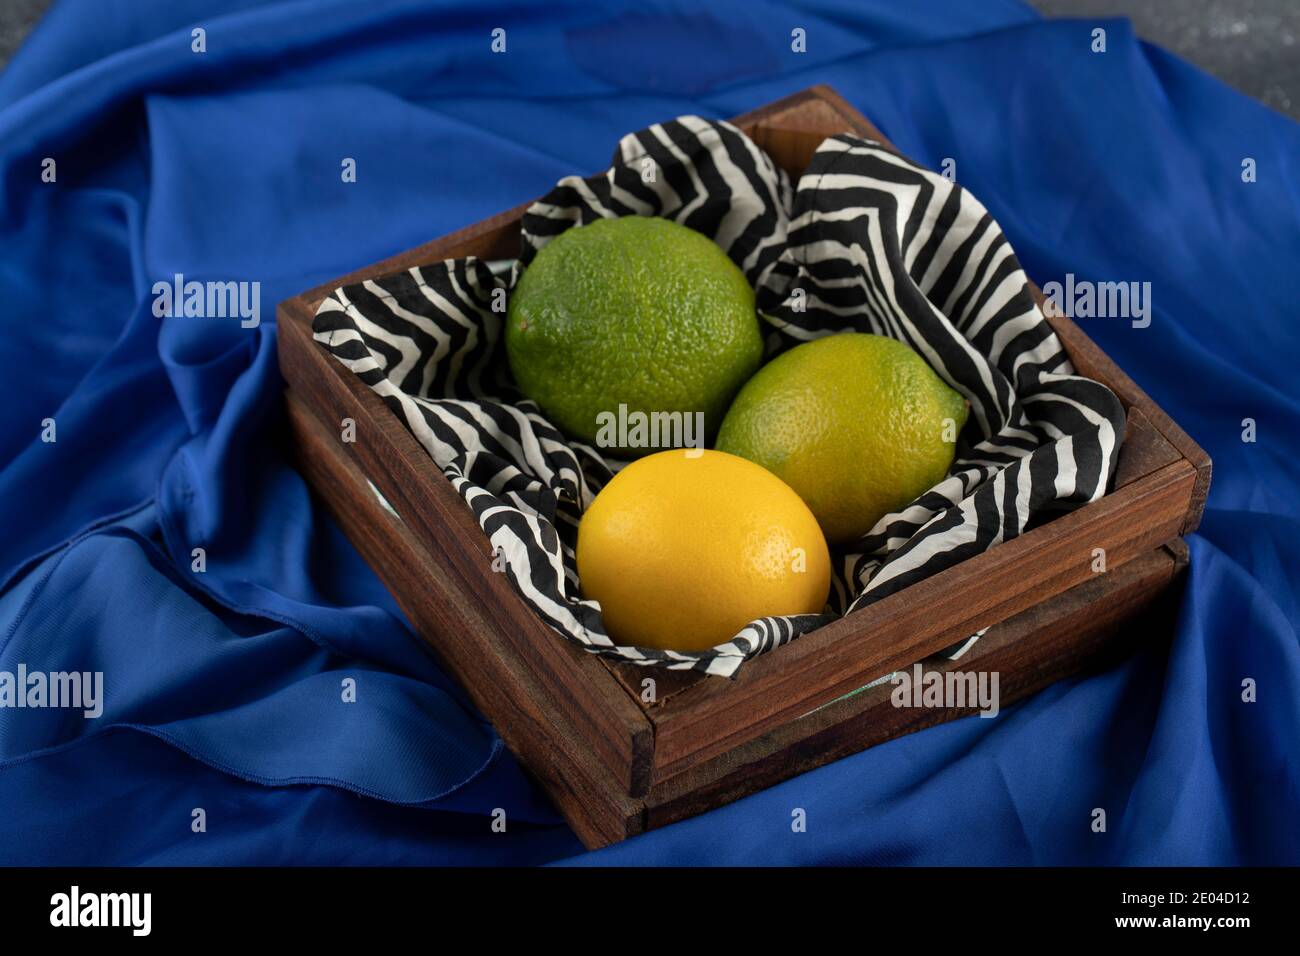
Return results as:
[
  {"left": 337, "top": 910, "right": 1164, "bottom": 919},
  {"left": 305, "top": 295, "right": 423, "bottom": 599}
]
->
[
  {"left": 506, "top": 216, "right": 762, "bottom": 456},
  {"left": 716, "top": 332, "right": 969, "bottom": 545}
]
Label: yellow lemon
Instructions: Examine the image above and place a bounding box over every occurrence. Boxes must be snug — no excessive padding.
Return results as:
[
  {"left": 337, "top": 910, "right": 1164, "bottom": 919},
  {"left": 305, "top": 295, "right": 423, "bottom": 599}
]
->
[{"left": 576, "top": 449, "right": 830, "bottom": 652}]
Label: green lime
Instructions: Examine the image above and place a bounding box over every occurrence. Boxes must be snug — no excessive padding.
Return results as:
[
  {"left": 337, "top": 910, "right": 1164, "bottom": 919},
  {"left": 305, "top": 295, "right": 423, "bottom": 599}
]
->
[
  {"left": 716, "top": 333, "right": 969, "bottom": 545},
  {"left": 506, "top": 216, "right": 762, "bottom": 456}
]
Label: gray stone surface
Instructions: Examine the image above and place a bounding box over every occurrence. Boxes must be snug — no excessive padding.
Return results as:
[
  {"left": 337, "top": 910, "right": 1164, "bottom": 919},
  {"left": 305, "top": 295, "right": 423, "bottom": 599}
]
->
[
  {"left": 0, "top": 0, "right": 51, "bottom": 71},
  {"left": 0, "top": 1, "right": 1296, "bottom": 119},
  {"left": 1029, "top": 0, "right": 1298, "bottom": 118}
]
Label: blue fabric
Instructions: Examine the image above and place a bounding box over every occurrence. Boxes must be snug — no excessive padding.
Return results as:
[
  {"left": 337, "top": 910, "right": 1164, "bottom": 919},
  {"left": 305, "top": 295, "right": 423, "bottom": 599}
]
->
[{"left": 0, "top": 0, "right": 1295, "bottom": 865}]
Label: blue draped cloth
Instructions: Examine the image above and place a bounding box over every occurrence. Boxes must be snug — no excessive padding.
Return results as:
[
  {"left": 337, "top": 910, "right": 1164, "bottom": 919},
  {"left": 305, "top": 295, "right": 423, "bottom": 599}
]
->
[{"left": 1, "top": 0, "right": 1296, "bottom": 865}]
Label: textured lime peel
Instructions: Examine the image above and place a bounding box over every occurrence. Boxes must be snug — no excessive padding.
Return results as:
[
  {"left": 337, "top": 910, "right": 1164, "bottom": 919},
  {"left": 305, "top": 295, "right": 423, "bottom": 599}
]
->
[
  {"left": 717, "top": 332, "right": 969, "bottom": 544},
  {"left": 507, "top": 217, "right": 762, "bottom": 456}
]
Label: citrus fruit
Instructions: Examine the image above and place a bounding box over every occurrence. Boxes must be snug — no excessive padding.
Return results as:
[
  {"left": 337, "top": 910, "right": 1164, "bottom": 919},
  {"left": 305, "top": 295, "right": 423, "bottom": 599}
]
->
[
  {"left": 576, "top": 449, "right": 830, "bottom": 652},
  {"left": 506, "top": 216, "right": 762, "bottom": 456},
  {"left": 716, "top": 333, "right": 968, "bottom": 545}
]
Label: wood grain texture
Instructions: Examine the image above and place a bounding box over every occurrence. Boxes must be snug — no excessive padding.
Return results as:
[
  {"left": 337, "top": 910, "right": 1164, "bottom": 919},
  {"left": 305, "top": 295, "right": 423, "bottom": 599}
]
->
[
  {"left": 285, "top": 390, "right": 645, "bottom": 843},
  {"left": 646, "top": 458, "right": 1195, "bottom": 781},
  {"left": 643, "top": 543, "right": 1186, "bottom": 829},
  {"left": 276, "top": 85, "right": 1211, "bottom": 848},
  {"left": 1034, "top": 290, "right": 1213, "bottom": 534},
  {"left": 279, "top": 297, "right": 655, "bottom": 798}
]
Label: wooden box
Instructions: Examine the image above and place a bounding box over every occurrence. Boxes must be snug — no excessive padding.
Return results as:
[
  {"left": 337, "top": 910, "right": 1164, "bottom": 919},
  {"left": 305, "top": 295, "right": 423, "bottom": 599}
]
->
[{"left": 276, "top": 86, "right": 1210, "bottom": 848}]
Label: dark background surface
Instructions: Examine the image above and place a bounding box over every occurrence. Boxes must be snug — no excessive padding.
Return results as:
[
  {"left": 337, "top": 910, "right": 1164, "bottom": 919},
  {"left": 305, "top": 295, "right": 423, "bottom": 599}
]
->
[
  {"left": 1032, "top": 0, "right": 1296, "bottom": 117},
  {"left": 1, "top": 1, "right": 1297, "bottom": 119}
]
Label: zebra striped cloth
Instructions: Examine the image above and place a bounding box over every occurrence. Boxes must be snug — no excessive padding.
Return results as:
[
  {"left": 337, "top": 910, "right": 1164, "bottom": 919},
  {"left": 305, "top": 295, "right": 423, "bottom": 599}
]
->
[{"left": 312, "top": 117, "right": 1125, "bottom": 678}]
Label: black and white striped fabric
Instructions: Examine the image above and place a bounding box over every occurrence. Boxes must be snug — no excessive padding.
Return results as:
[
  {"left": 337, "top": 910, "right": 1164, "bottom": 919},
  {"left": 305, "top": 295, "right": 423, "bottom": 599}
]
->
[{"left": 313, "top": 116, "right": 1124, "bottom": 678}]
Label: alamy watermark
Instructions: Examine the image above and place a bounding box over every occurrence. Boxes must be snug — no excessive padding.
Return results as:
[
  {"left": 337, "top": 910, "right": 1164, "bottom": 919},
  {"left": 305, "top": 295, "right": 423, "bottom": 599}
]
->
[
  {"left": 0, "top": 665, "right": 103, "bottom": 718},
  {"left": 1041, "top": 273, "right": 1151, "bottom": 328},
  {"left": 594, "top": 404, "right": 704, "bottom": 456},
  {"left": 152, "top": 273, "right": 261, "bottom": 328},
  {"left": 50, "top": 886, "right": 150, "bottom": 936},
  {"left": 891, "top": 664, "right": 1000, "bottom": 718}
]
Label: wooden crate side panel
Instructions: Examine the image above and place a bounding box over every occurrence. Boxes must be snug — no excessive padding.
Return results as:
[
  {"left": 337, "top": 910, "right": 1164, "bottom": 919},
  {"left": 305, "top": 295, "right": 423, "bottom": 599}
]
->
[
  {"left": 278, "top": 301, "right": 655, "bottom": 797},
  {"left": 649, "top": 459, "right": 1195, "bottom": 780},
  {"left": 285, "top": 390, "right": 643, "bottom": 846},
  {"left": 644, "top": 544, "right": 1182, "bottom": 828}
]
